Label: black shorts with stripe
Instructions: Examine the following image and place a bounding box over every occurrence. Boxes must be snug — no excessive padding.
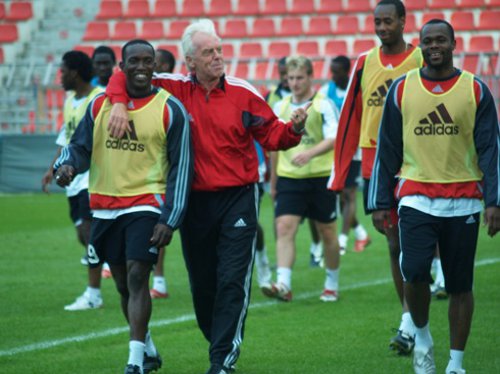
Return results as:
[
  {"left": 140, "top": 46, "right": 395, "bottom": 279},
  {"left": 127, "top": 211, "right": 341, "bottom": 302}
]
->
[{"left": 68, "top": 189, "right": 92, "bottom": 226}]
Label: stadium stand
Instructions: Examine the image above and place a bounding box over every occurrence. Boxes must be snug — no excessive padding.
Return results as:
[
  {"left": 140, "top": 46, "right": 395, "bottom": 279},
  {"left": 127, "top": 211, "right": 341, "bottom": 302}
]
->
[{"left": 1, "top": 0, "right": 500, "bottom": 134}]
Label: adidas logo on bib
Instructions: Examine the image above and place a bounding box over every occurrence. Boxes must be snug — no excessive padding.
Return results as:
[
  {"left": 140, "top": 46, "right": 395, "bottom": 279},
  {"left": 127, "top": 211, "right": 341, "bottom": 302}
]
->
[
  {"left": 234, "top": 218, "right": 247, "bottom": 227},
  {"left": 465, "top": 215, "right": 476, "bottom": 224}
]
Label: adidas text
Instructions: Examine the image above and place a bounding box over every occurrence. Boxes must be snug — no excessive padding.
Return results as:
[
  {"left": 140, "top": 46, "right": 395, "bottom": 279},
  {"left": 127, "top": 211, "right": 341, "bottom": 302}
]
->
[
  {"left": 367, "top": 96, "right": 384, "bottom": 107},
  {"left": 414, "top": 124, "right": 459, "bottom": 136},
  {"left": 105, "top": 138, "right": 145, "bottom": 152}
]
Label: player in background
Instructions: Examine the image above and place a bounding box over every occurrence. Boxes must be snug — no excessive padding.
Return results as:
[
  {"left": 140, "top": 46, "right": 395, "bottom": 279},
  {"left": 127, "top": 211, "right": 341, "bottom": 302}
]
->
[
  {"left": 41, "top": 51, "right": 104, "bottom": 311},
  {"left": 328, "top": 0, "right": 423, "bottom": 354},
  {"left": 91, "top": 45, "right": 116, "bottom": 89},
  {"left": 320, "top": 56, "right": 370, "bottom": 255}
]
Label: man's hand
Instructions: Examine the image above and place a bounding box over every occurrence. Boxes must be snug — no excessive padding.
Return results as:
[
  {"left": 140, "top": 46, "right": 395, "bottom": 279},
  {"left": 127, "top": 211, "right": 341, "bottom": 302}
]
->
[
  {"left": 107, "top": 103, "right": 131, "bottom": 138},
  {"left": 54, "top": 165, "right": 75, "bottom": 187},
  {"left": 290, "top": 102, "right": 312, "bottom": 134},
  {"left": 291, "top": 151, "right": 312, "bottom": 167},
  {"left": 150, "top": 223, "right": 173, "bottom": 248},
  {"left": 372, "top": 209, "right": 393, "bottom": 234},
  {"left": 41, "top": 169, "right": 53, "bottom": 194},
  {"left": 484, "top": 206, "right": 500, "bottom": 237}
]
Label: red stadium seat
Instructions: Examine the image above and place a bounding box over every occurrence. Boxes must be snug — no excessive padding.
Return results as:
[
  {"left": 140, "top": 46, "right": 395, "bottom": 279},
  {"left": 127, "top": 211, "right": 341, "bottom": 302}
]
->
[
  {"left": 483, "top": 54, "right": 499, "bottom": 75},
  {"left": 125, "top": 0, "right": 151, "bottom": 19},
  {"left": 278, "top": 17, "right": 304, "bottom": 37},
  {"left": 223, "top": 19, "right": 248, "bottom": 38},
  {"left": 353, "top": 39, "right": 376, "bottom": 55},
  {"left": 361, "top": 15, "right": 374, "bottom": 34},
  {"left": 207, "top": 0, "right": 232, "bottom": 17},
  {"left": 404, "top": 0, "right": 427, "bottom": 11},
  {"left": 317, "top": 0, "right": 343, "bottom": 13},
  {"left": 157, "top": 43, "right": 180, "bottom": 59},
  {"left": 83, "top": 22, "right": 110, "bottom": 41},
  {"left": 461, "top": 54, "right": 480, "bottom": 74},
  {"left": 167, "top": 20, "right": 190, "bottom": 39},
  {"left": 0, "top": 24, "right": 18, "bottom": 43},
  {"left": 233, "top": 61, "right": 250, "bottom": 79},
  {"left": 404, "top": 14, "right": 417, "bottom": 33},
  {"left": 222, "top": 43, "right": 235, "bottom": 58},
  {"left": 6, "top": 1, "right": 33, "bottom": 21},
  {"left": 489, "top": 0, "right": 500, "bottom": 7},
  {"left": 254, "top": 61, "right": 270, "bottom": 80},
  {"left": 469, "top": 35, "right": 494, "bottom": 52},
  {"left": 251, "top": 18, "right": 276, "bottom": 37},
  {"left": 313, "top": 60, "right": 326, "bottom": 80},
  {"left": 325, "top": 40, "right": 348, "bottom": 57},
  {"left": 290, "top": 0, "right": 315, "bottom": 14},
  {"left": 458, "top": 0, "right": 486, "bottom": 8},
  {"left": 0, "top": 3, "right": 6, "bottom": 20},
  {"left": 73, "top": 45, "right": 96, "bottom": 57},
  {"left": 112, "top": 21, "right": 138, "bottom": 41},
  {"left": 308, "top": 17, "right": 333, "bottom": 36},
  {"left": 268, "top": 41, "right": 291, "bottom": 58},
  {"left": 297, "top": 41, "right": 320, "bottom": 57},
  {"left": 180, "top": 0, "right": 205, "bottom": 17},
  {"left": 262, "top": 0, "right": 287, "bottom": 15},
  {"left": 345, "top": 0, "right": 373, "bottom": 12},
  {"left": 141, "top": 21, "right": 165, "bottom": 40},
  {"left": 421, "top": 12, "right": 446, "bottom": 27},
  {"left": 96, "top": 1, "right": 123, "bottom": 20},
  {"left": 153, "top": 0, "right": 177, "bottom": 17},
  {"left": 234, "top": 0, "right": 260, "bottom": 15},
  {"left": 336, "top": 15, "right": 359, "bottom": 35},
  {"left": 240, "top": 42, "right": 263, "bottom": 58},
  {"left": 428, "top": 0, "right": 456, "bottom": 9},
  {"left": 477, "top": 10, "right": 500, "bottom": 30},
  {"left": 450, "top": 11, "right": 475, "bottom": 31},
  {"left": 454, "top": 36, "right": 464, "bottom": 53}
]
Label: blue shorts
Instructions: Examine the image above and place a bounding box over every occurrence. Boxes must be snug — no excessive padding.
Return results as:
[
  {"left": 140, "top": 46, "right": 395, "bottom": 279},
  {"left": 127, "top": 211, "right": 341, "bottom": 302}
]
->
[
  {"left": 87, "top": 211, "right": 160, "bottom": 268},
  {"left": 398, "top": 206, "right": 479, "bottom": 293}
]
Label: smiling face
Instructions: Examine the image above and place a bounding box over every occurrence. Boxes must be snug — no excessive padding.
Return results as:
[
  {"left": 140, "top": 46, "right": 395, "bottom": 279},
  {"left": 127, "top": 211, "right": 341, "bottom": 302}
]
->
[
  {"left": 374, "top": 3, "right": 405, "bottom": 47},
  {"left": 120, "top": 43, "right": 155, "bottom": 96},
  {"left": 185, "top": 32, "right": 225, "bottom": 83},
  {"left": 420, "top": 22, "right": 455, "bottom": 70}
]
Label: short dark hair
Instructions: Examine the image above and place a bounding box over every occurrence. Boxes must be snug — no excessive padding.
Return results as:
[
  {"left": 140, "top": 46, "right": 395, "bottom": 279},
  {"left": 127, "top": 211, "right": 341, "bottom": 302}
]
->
[
  {"left": 62, "top": 50, "right": 94, "bottom": 82},
  {"left": 121, "top": 39, "right": 155, "bottom": 62},
  {"left": 278, "top": 56, "right": 287, "bottom": 67},
  {"left": 376, "top": 0, "right": 406, "bottom": 18},
  {"left": 156, "top": 49, "right": 176, "bottom": 71},
  {"left": 331, "top": 56, "right": 351, "bottom": 72},
  {"left": 421, "top": 19, "right": 455, "bottom": 41},
  {"left": 92, "top": 45, "right": 116, "bottom": 63}
]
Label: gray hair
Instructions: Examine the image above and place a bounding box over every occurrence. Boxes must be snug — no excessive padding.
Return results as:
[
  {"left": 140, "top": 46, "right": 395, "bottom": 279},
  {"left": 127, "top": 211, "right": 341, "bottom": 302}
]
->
[{"left": 181, "top": 19, "right": 220, "bottom": 58}]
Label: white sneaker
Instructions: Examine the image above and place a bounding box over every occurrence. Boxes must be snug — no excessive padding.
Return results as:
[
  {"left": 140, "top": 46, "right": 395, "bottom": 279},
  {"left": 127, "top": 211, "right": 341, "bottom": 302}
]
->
[
  {"left": 64, "top": 291, "right": 103, "bottom": 311},
  {"left": 255, "top": 258, "right": 272, "bottom": 289},
  {"left": 413, "top": 347, "right": 436, "bottom": 374},
  {"left": 319, "top": 289, "right": 338, "bottom": 302}
]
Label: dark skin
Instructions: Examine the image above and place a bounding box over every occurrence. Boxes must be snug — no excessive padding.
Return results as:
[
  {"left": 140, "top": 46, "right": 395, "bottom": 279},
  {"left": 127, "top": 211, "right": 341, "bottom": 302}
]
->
[
  {"left": 330, "top": 61, "right": 349, "bottom": 90},
  {"left": 93, "top": 52, "right": 115, "bottom": 87},
  {"left": 374, "top": 3, "right": 408, "bottom": 55}
]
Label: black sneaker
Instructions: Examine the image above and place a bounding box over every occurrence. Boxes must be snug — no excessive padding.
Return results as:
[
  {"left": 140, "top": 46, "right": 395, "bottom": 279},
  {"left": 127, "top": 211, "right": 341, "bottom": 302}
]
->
[
  {"left": 389, "top": 330, "right": 415, "bottom": 355},
  {"left": 205, "top": 363, "right": 235, "bottom": 374},
  {"left": 143, "top": 352, "right": 162, "bottom": 373},
  {"left": 309, "top": 253, "right": 321, "bottom": 267},
  {"left": 124, "top": 364, "right": 142, "bottom": 374}
]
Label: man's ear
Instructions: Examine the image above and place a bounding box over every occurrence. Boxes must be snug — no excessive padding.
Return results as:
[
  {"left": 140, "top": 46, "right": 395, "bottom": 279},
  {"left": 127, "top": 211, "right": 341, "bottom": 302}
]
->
[{"left": 119, "top": 61, "right": 124, "bottom": 71}]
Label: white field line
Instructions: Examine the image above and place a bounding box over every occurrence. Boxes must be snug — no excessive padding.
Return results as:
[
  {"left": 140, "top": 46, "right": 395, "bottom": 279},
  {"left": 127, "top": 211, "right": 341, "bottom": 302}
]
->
[{"left": 1, "top": 257, "right": 498, "bottom": 358}]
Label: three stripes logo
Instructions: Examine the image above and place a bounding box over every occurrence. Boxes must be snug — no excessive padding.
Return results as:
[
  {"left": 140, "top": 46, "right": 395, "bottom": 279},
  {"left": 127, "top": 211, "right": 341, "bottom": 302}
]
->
[
  {"left": 105, "top": 120, "right": 145, "bottom": 152},
  {"left": 414, "top": 103, "right": 459, "bottom": 136},
  {"left": 367, "top": 79, "right": 393, "bottom": 107}
]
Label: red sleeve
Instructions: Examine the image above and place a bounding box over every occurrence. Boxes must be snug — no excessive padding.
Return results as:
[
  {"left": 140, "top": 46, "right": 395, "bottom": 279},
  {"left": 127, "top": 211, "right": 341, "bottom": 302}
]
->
[
  {"left": 329, "top": 54, "right": 366, "bottom": 191},
  {"left": 91, "top": 94, "right": 106, "bottom": 118}
]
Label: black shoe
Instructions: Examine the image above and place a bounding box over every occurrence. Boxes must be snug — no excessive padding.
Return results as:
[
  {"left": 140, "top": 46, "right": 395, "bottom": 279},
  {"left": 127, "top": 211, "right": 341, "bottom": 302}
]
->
[
  {"left": 309, "top": 253, "right": 321, "bottom": 267},
  {"left": 143, "top": 352, "right": 162, "bottom": 373},
  {"left": 124, "top": 364, "right": 142, "bottom": 374},
  {"left": 205, "top": 363, "right": 235, "bottom": 374},
  {"left": 389, "top": 330, "right": 415, "bottom": 355}
]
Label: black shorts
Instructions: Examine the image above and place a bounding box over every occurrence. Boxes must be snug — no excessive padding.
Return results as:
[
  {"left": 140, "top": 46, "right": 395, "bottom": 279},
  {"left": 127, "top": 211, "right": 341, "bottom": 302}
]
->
[
  {"left": 275, "top": 176, "right": 337, "bottom": 223},
  {"left": 87, "top": 211, "right": 160, "bottom": 268},
  {"left": 68, "top": 189, "right": 91, "bottom": 226},
  {"left": 345, "top": 160, "right": 361, "bottom": 188},
  {"left": 398, "top": 206, "right": 480, "bottom": 293}
]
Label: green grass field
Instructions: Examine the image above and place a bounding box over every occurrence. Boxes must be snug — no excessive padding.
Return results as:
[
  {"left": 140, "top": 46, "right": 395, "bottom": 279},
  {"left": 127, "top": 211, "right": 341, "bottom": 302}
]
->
[{"left": 0, "top": 192, "right": 498, "bottom": 374}]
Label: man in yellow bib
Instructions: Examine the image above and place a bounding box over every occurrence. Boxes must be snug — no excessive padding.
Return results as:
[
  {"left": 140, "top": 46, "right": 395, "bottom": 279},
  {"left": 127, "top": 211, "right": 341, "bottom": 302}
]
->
[
  {"left": 369, "top": 20, "right": 500, "bottom": 374},
  {"left": 54, "top": 40, "right": 193, "bottom": 374},
  {"left": 268, "top": 56, "right": 341, "bottom": 302}
]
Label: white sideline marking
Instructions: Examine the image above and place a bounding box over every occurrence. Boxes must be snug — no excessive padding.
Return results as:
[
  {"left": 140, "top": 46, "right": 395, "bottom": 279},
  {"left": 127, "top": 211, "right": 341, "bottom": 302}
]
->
[{"left": 1, "top": 257, "right": 498, "bottom": 357}]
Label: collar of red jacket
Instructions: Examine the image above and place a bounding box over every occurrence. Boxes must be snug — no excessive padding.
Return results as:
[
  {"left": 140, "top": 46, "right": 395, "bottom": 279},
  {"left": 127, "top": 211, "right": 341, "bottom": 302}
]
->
[{"left": 189, "top": 73, "right": 226, "bottom": 92}]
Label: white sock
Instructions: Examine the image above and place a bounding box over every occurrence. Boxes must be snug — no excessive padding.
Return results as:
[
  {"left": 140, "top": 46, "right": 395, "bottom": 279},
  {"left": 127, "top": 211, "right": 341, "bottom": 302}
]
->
[
  {"left": 324, "top": 268, "right": 339, "bottom": 291},
  {"left": 255, "top": 247, "right": 269, "bottom": 266},
  {"left": 354, "top": 224, "right": 368, "bottom": 240},
  {"left": 310, "top": 242, "right": 322, "bottom": 259},
  {"left": 446, "top": 350, "right": 464, "bottom": 372},
  {"left": 144, "top": 331, "right": 158, "bottom": 357},
  {"left": 399, "top": 312, "right": 416, "bottom": 336},
  {"left": 102, "top": 262, "right": 110, "bottom": 271},
  {"left": 415, "top": 322, "right": 433, "bottom": 350},
  {"left": 153, "top": 276, "right": 167, "bottom": 293},
  {"left": 128, "top": 340, "right": 145, "bottom": 369},
  {"left": 86, "top": 286, "right": 101, "bottom": 300},
  {"left": 338, "top": 233, "right": 348, "bottom": 249},
  {"left": 434, "top": 259, "right": 445, "bottom": 286},
  {"left": 276, "top": 267, "right": 292, "bottom": 290}
]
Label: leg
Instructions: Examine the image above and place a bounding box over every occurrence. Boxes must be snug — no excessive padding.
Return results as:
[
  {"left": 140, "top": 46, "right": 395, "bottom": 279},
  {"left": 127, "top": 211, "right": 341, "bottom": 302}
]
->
[
  {"left": 308, "top": 218, "right": 322, "bottom": 266},
  {"left": 448, "top": 292, "right": 474, "bottom": 351},
  {"left": 385, "top": 224, "right": 405, "bottom": 307},
  {"left": 274, "top": 214, "right": 301, "bottom": 297},
  {"left": 110, "top": 264, "right": 129, "bottom": 320},
  {"left": 127, "top": 260, "right": 153, "bottom": 341},
  {"left": 151, "top": 246, "right": 169, "bottom": 298},
  {"left": 316, "top": 220, "right": 341, "bottom": 302}
]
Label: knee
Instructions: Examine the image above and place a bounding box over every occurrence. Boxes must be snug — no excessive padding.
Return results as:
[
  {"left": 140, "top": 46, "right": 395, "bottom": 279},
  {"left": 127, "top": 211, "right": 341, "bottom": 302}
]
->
[
  {"left": 114, "top": 279, "right": 129, "bottom": 299},
  {"left": 127, "top": 263, "right": 151, "bottom": 293},
  {"left": 275, "top": 219, "right": 296, "bottom": 239}
]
